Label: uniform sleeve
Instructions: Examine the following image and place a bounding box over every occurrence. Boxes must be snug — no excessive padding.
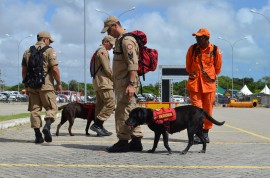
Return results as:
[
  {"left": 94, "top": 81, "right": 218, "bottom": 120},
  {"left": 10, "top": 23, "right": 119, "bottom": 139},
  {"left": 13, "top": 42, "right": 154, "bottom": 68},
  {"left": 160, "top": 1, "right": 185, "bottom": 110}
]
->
[
  {"left": 48, "top": 48, "right": 58, "bottom": 68},
  {"left": 186, "top": 45, "right": 194, "bottom": 73},
  {"left": 215, "top": 47, "right": 222, "bottom": 75},
  {"left": 97, "top": 49, "right": 113, "bottom": 80},
  {"left": 122, "top": 36, "right": 139, "bottom": 71},
  {"left": 21, "top": 51, "right": 28, "bottom": 67}
]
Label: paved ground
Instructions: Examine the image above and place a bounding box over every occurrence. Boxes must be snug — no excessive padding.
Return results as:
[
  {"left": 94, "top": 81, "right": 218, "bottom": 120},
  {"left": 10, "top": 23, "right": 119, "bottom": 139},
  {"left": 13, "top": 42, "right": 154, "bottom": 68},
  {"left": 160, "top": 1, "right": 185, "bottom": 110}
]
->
[{"left": 1, "top": 103, "right": 270, "bottom": 178}]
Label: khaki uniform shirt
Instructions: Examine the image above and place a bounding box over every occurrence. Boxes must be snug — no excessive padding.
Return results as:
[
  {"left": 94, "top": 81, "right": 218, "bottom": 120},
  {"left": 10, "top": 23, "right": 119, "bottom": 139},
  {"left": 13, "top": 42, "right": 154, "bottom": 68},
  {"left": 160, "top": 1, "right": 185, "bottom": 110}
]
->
[
  {"left": 93, "top": 44, "right": 113, "bottom": 91},
  {"left": 22, "top": 41, "right": 58, "bottom": 91},
  {"left": 113, "top": 31, "right": 139, "bottom": 88}
]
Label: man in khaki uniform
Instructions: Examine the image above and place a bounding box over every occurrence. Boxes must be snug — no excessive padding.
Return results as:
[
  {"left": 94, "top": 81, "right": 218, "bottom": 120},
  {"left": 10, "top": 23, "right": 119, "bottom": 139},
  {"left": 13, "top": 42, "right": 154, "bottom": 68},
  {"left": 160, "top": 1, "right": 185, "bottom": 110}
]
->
[
  {"left": 101, "top": 16, "right": 143, "bottom": 152},
  {"left": 90, "top": 35, "right": 115, "bottom": 136},
  {"left": 22, "top": 31, "right": 61, "bottom": 144}
]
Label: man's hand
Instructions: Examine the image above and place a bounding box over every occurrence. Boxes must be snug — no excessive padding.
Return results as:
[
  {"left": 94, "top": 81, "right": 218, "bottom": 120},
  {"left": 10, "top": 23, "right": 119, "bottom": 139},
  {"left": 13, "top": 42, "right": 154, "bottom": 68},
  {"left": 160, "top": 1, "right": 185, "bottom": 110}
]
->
[
  {"left": 126, "top": 85, "right": 135, "bottom": 98},
  {"left": 25, "top": 88, "right": 29, "bottom": 96},
  {"left": 55, "top": 83, "right": 62, "bottom": 91}
]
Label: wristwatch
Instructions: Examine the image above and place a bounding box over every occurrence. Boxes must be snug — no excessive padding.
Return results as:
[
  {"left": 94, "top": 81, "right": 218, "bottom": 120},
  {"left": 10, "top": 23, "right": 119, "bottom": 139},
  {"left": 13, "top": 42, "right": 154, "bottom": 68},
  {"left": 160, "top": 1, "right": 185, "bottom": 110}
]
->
[{"left": 129, "top": 80, "right": 136, "bottom": 86}]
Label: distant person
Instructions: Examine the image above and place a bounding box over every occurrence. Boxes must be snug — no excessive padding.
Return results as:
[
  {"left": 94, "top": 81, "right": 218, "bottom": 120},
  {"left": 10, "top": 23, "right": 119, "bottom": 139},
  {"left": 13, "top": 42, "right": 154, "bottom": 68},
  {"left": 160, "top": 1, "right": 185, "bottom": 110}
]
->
[
  {"left": 101, "top": 16, "right": 143, "bottom": 152},
  {"left": 90, "top": 35, "right": 115, "bottom": 136},
  {"left": 22, "top": 31, "right": 61, "bottom": 144},
  {"left": 185, "top": 28, "right": 222, "bottom": 143}
]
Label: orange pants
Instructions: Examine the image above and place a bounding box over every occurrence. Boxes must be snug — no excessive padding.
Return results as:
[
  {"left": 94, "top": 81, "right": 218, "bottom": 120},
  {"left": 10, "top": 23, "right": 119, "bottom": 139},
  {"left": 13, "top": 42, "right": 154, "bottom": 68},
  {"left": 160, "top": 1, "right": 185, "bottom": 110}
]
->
[{"left": 189, "top": 91, "right": 215, "bottom": 130}]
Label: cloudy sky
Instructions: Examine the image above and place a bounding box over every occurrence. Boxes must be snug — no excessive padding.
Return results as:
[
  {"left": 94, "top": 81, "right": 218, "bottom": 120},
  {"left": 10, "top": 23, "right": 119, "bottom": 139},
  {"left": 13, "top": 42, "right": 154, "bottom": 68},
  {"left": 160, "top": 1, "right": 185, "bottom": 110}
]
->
[{"left": 0, "top": 0, "right": 270, "bottom": 86}]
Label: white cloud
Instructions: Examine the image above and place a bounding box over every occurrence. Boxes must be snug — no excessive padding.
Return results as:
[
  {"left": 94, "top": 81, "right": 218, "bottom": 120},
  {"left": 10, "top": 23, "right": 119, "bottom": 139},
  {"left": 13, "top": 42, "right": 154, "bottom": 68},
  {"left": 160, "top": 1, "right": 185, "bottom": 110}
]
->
[{"left": 0, "top": 0, "right": 270, "bottom": 87}]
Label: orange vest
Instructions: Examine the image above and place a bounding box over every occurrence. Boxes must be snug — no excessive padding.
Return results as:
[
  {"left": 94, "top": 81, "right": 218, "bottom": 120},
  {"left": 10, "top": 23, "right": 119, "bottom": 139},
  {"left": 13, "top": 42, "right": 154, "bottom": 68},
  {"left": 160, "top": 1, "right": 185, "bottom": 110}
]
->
[{"left": 148, "top": 108, "right": 176, "bottom": 133}]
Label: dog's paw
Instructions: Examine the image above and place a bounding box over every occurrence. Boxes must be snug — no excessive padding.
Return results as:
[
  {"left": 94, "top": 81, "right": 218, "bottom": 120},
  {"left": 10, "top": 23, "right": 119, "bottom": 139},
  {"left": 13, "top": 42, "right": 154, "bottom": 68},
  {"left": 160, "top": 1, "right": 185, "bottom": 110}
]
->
[
  {"left": 86, "top": 133, "right": 90, "bottom": 136},
  {"left": 199, "top": 150, "right": 206, "bottom": 153},
  {"left": 180, "top": 151, "right": 187, "bottom": 155},
  {"left": 147, "top": 149, "right": 155, "bottom": 153}
]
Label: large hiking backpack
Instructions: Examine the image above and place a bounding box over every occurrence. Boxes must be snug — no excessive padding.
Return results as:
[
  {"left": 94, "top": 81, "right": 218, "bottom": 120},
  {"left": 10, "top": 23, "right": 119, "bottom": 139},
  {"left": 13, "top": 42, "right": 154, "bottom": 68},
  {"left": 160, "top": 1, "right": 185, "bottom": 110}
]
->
[
  {"left": 24, "top": 46, "right": 51, "bottom": 88},
  {"left": 90, "top": 49, "right": 103, "bottom": 78},
  {"left": 114, "top": 30, "right": 158, "bottom": 80}
]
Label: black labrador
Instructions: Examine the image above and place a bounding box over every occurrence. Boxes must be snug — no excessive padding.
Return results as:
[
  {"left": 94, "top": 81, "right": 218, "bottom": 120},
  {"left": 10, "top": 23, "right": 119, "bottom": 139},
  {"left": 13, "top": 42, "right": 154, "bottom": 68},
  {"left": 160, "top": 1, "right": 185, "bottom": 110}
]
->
[
  {"left": 125, "top": 105, "right": 225, "bottom": 154},
  {"left": 56, "top": 102, "right": 95, "bottom": 136}
]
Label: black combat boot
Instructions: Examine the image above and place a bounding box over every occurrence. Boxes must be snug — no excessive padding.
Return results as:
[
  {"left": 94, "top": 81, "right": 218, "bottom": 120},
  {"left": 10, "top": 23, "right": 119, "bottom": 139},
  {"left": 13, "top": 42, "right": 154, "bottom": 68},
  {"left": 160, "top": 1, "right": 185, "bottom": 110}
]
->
[
  {"left": 90, "top": 119, "right": 110, "bottom": 136},
  {"left": 42, "top": 118, "right": 53, "bottom": 142},
  {"left": 101, "top": 123, "right": 112, "bottom": 136},
  {"left": 34, "top": 128, "right": 44, "bottom": 144},
  {"left": 128, "top": 137, "right": 143, "bottom": 152},
  {"left": 106, "top": 140, "right": 129, "bottom": 153},
  {"left": 194, "top": 129, "right": 210, "bottom": 144}
]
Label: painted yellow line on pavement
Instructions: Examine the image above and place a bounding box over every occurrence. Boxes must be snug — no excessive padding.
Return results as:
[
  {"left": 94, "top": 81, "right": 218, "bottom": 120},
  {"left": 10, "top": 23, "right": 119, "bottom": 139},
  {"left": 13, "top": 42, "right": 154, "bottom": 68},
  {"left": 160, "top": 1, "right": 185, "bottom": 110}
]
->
[
  {"left": 0, "top": 163, "right": 270, "bottom": 169},
  {"left": 53, "top": 140, "right": 270, "bottom": 145},
  {"left": 224, "top": 124, "right": 270, "bottom": 141}
]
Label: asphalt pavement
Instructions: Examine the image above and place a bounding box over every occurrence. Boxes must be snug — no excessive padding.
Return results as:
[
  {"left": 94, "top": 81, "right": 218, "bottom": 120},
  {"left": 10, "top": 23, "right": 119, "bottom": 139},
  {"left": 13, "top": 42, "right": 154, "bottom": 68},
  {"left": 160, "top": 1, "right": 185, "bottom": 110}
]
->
[{"left": 1, "top": 103, "right": 270, "bottom": 178}]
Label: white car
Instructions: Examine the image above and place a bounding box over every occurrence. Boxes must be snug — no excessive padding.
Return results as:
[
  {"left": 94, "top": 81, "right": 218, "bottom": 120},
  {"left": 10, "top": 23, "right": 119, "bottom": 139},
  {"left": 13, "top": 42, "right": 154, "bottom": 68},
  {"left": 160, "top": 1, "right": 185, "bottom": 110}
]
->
[
  {"left": 172, "top": 95, "right": 184, "bottom": 104},
  {"left": 0, "top": 93, "right": 7, "bottom": 100}
]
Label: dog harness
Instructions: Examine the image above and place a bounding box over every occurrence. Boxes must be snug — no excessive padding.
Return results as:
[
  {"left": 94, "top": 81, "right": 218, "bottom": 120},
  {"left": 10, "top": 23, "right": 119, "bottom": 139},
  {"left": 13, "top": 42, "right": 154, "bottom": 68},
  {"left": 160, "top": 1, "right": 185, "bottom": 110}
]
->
[
  {"left": 150, "top": 108, "right": 176, "bottom": 133},
  {"left": 83, "top": 103, "right": 96, "bottom": 120}
]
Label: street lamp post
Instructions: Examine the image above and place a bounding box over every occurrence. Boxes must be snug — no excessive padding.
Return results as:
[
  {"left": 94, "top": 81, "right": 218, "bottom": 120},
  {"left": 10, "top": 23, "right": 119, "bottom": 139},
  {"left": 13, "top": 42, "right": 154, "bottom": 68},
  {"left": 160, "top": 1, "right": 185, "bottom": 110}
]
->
[
  {"left": 6, "top": 34, "right": 32, "bottom": 92},
  {"left": 95, "top": 7, "right": 136, "bottom": 18},
  {"left": 250, "top": 9, "right": 270, "bottom": 23},
  {"left": 218, "top": 36, "right": 248, "bottom": 98}
]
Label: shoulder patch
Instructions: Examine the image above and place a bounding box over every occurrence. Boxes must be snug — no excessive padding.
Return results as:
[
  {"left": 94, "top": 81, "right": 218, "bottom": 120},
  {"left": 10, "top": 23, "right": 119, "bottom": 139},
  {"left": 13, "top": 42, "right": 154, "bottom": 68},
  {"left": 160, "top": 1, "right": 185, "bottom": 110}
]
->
[
  {"left": 101, "top": 50, "right": 107, "bottom": 56},
  {"left": 127, "top": 44, "right": 133, "bottom": 51}
]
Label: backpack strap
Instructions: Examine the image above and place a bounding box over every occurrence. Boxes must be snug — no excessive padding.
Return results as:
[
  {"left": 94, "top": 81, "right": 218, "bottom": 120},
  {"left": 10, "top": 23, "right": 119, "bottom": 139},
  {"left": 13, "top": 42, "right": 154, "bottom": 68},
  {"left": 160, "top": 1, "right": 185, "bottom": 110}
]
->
[
  {"left": 194, "top": 44, "right": 217, "bottom": 83},
  {"left": 113, "top": 33, "right": 138, "bottom": 55}
]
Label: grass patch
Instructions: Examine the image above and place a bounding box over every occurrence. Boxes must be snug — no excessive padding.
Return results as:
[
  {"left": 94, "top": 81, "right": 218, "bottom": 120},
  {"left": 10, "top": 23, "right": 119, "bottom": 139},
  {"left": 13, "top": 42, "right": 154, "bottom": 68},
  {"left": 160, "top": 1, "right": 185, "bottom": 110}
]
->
[{"left": 0, "top": 113, "right": 31, "bottom": 122}]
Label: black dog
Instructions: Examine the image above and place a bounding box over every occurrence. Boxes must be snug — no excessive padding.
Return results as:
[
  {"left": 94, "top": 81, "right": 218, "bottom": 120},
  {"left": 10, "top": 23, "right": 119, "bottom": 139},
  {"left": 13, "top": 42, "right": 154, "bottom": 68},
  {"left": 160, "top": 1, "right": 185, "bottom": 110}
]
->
[
  {"left": 56, "top": 102, "right": 95, "bottom": 136},
  {"left": 125, "top": 105, "right": 225, "bottom": 154}
]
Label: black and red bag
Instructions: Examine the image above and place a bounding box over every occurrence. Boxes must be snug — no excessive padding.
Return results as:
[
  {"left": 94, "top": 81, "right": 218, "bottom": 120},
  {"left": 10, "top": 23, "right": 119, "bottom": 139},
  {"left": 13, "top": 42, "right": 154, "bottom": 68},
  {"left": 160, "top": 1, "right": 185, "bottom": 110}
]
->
[{"left": 114, "top": 30, "right": 158, "bottom": 80}]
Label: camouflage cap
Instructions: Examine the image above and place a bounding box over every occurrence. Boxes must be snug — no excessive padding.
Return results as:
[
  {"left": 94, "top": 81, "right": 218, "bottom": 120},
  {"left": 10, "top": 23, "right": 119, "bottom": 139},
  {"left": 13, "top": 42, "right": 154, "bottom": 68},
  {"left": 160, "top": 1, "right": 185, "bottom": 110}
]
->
[
  {"left": 37, "top": 31, "right": 54, "bottom": 43},
  {"left": 103, "top": 35, "right": 115, "bottom": 45},
  {"left": 101, "top": 16, "right": 119, "bottom": 33}
]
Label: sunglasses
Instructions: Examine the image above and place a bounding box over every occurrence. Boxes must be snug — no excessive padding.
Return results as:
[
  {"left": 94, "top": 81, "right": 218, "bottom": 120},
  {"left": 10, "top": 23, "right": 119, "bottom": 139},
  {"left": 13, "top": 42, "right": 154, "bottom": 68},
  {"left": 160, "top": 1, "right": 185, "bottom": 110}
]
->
[{"left": 195, "top": 36, "right": 205, "bottom": 40}]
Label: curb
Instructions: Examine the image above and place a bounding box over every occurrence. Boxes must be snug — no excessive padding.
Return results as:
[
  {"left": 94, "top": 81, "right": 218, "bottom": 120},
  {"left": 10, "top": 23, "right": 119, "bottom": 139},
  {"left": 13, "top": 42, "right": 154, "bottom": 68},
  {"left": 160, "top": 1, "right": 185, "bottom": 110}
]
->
[
  {"left": 0, "top": 118, "right": 31, "bottom": 129},
  {"left": 0, "top": 114, "right": 61, "bottom": 130}
]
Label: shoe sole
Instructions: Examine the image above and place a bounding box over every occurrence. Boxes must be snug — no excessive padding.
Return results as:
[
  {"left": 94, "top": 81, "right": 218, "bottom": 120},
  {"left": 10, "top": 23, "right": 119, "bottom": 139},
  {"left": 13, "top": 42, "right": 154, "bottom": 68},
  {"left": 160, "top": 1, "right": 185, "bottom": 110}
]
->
[
  {"left": 42, "top": 129, "right": 52, "bottom": 142},
  {"left": 91, "top": 126, "right": 111, "bottom": 136},
  {"left": 35, "top": 138, "right": 44, "bottom": 144}
]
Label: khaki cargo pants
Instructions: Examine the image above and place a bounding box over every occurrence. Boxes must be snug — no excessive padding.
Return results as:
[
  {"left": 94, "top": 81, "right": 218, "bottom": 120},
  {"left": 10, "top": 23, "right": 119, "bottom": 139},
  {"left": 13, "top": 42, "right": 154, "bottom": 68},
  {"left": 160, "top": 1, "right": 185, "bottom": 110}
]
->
[
  {"left": 114, "top": 82, "right": 143, "bottom": 140},
  {"left": 28, "top": 89, "right": 58, "bottom": 128},
  {"left": 95, "top": 89, "right": 115, "bottom": 121}
]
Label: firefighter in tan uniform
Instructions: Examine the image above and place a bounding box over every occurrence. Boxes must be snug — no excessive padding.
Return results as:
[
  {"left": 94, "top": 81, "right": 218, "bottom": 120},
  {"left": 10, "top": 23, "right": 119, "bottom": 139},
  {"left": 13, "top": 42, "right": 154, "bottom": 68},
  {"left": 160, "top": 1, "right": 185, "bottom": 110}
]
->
[
  {"left": 90, "top": 35, "right": 115, "bottom": 136},
  {"left": 22, "top": 31, "right": 61, "bottom": 144},
  {"left": 101, "top": 16, "right": 143, "bottom": 152}
]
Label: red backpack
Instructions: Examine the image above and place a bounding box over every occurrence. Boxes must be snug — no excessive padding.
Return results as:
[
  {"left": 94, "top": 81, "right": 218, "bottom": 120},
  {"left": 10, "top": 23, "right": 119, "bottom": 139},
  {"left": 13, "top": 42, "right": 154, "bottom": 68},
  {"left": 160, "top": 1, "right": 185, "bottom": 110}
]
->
[
  {"left": 90, "top": 49, "right": 102, "bottom": 78},
  {"left": 114, "top": 30, "right": 158, "bottom": 80}
]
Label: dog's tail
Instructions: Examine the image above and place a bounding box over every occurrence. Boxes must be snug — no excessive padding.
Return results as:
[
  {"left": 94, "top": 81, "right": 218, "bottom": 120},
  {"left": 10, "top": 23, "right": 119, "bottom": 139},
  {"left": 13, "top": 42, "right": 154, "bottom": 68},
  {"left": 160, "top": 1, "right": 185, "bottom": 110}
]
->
[
  {"left": 58, "top": 104, "right": 68, "bottom": 111},
  {"left": 203, "top": 110, "right": 225, "bottom": 126}
]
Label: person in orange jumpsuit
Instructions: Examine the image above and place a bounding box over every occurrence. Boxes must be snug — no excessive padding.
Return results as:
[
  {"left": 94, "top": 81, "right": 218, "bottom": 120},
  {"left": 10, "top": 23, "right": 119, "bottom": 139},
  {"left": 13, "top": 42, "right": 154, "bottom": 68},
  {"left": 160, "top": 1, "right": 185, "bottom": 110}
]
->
[{"left": 186, "top": 28, "right": 222, "bottom": 143}]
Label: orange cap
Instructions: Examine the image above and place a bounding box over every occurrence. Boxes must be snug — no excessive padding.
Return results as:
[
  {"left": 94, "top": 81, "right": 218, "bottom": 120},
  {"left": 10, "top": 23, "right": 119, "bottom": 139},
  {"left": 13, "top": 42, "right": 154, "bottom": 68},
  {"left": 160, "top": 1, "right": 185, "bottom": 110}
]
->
[{"left": 192, "top": 28, "right": 210, "bottom": 37}]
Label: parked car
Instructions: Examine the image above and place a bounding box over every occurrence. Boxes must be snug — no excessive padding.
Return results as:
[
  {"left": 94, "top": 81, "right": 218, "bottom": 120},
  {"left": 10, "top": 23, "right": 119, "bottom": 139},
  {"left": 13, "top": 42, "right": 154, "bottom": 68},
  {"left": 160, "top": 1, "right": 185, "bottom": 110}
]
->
[
  {"left": 172, "top": 95, "right": 185, "bottom": 104},
  {"left": 136, "top": 94, "right": 146, "bottom": 102},
  {"left": 216, "top": 94, "right": 229, "bottom": 104},
  {"left": 0, "top": 93, "right": 7, "bottom": 101},
  {"left": 142, "top": 93, "right": 156, "bottom": 101}
]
